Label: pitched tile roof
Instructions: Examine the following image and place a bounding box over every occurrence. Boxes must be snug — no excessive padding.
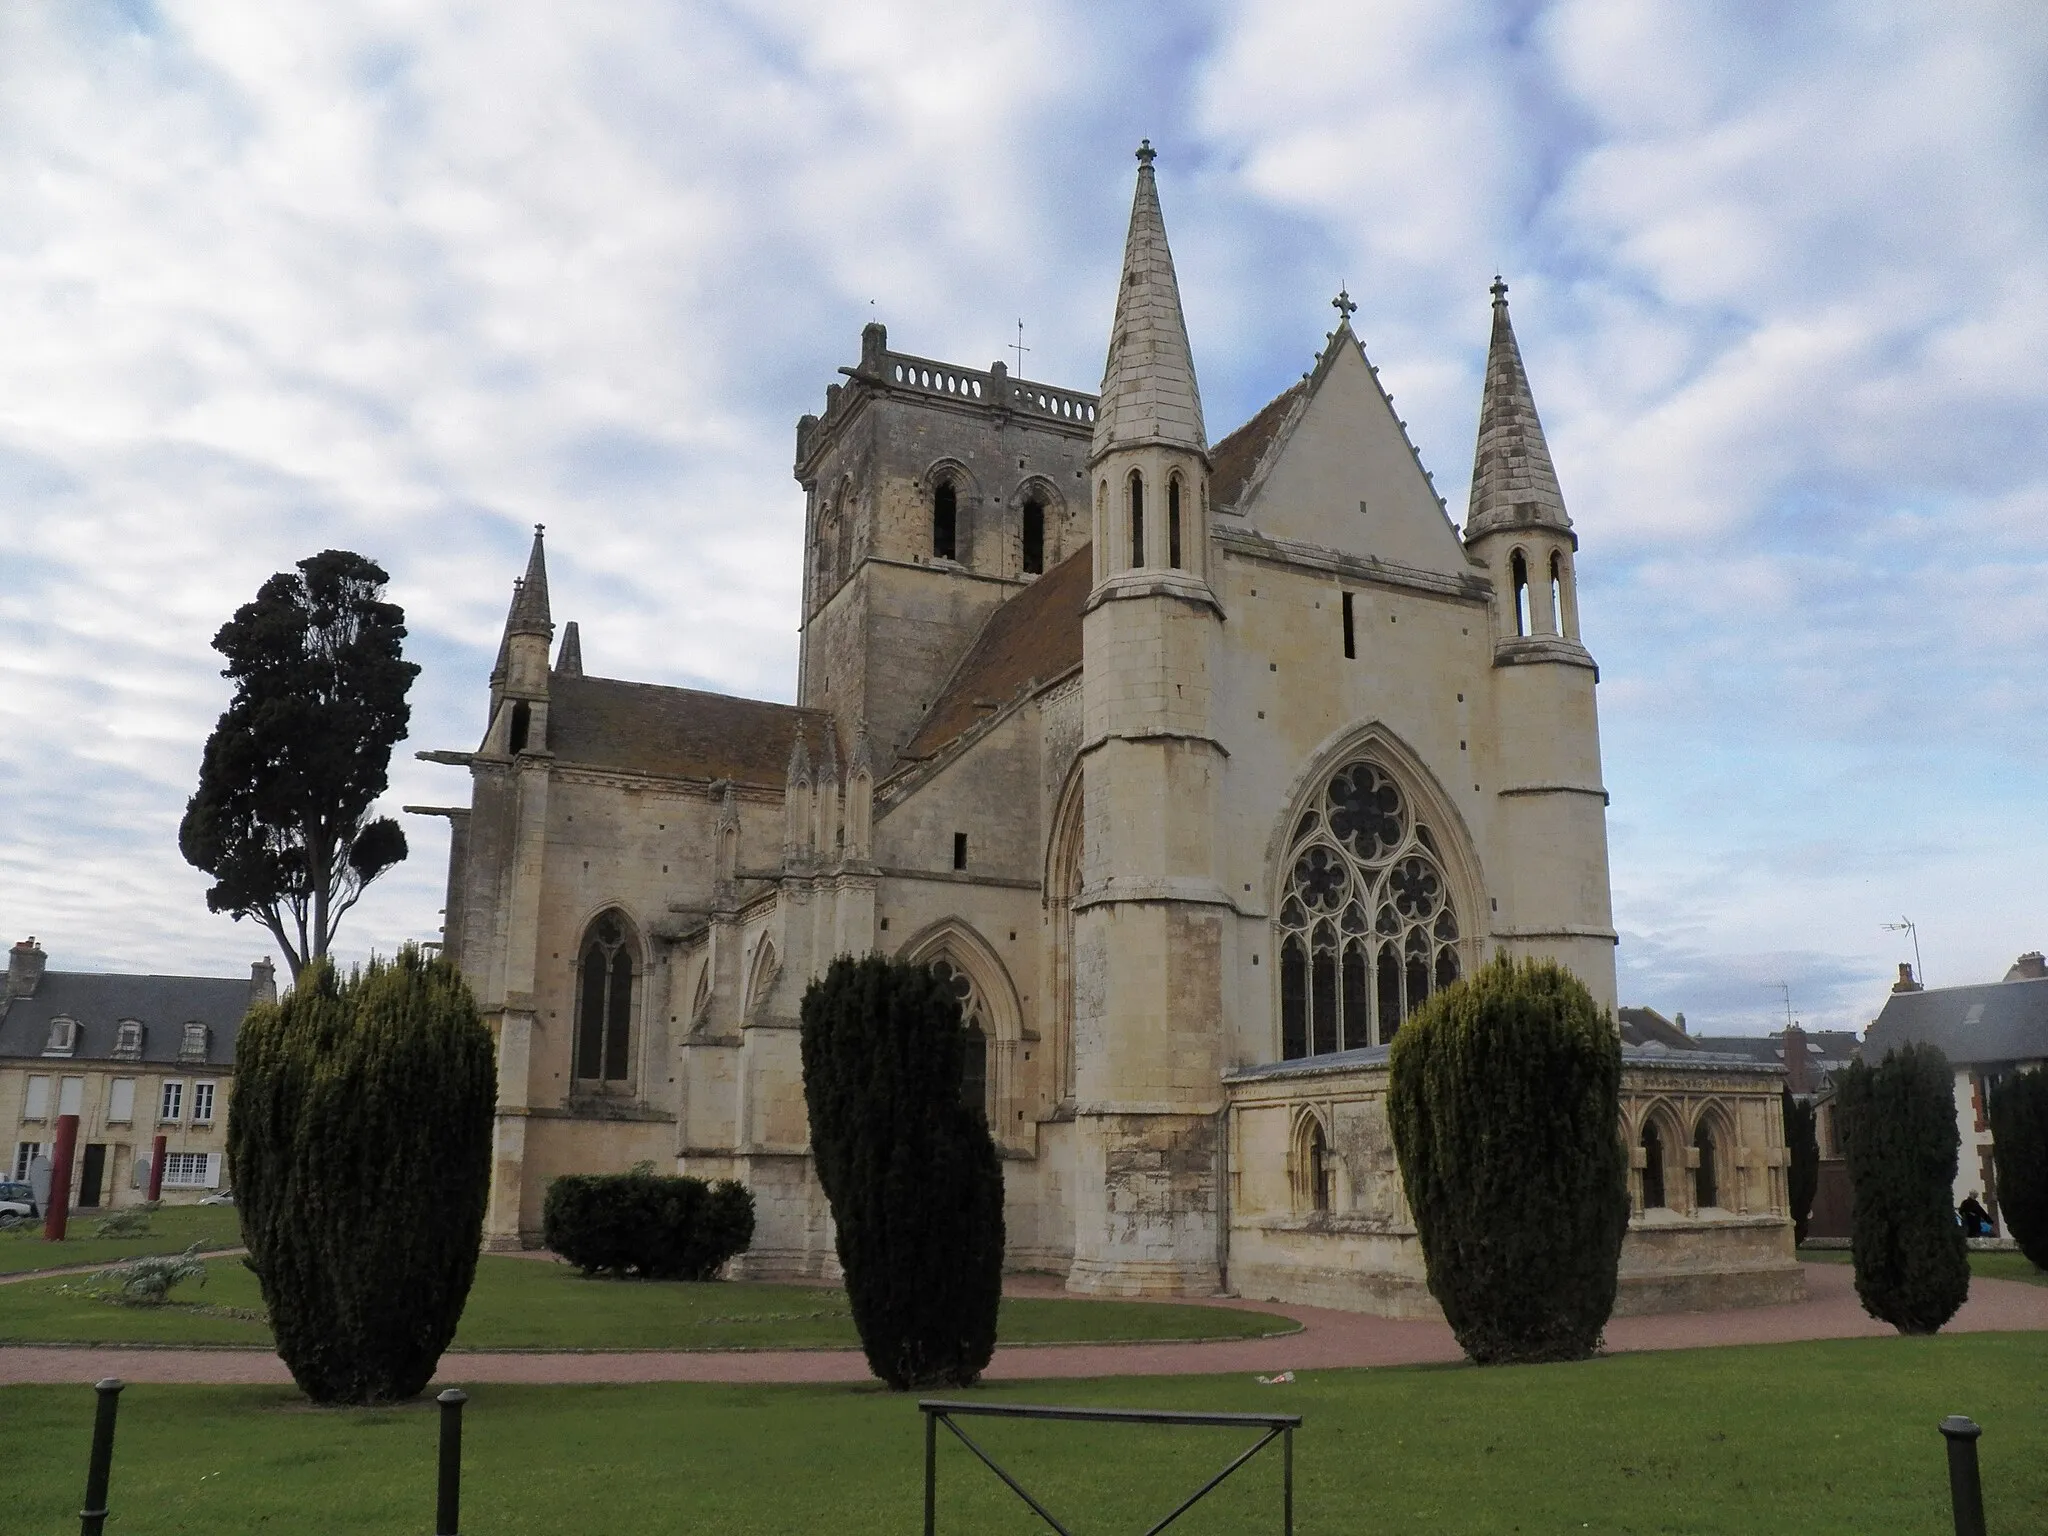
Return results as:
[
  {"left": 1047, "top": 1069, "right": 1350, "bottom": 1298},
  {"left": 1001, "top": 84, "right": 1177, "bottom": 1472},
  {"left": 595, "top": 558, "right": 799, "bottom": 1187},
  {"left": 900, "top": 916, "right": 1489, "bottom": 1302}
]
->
[
  {"left": 1865, "top": 976, "right": 2048, "bottom": 1066},
  {"left": 902, "top": 544, "right": 1092, "bottom": 760},
  {"left": 549, "top": 675, "right": 835, "bottom": 787},
  {"left": 0, "top": 972, "right": 251, "bottom": 1067},
  {"left": 1209, "top": 383, "right": 1303, "bottom": 509}
]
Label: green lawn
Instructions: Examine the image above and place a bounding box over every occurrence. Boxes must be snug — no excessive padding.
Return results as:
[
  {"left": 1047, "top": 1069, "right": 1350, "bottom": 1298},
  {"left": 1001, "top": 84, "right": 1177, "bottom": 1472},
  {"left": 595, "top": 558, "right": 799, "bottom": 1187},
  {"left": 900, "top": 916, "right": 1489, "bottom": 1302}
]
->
[
  {"left": 0, "top": 1204, "right": 242, "bottom": 1275},
  {"left": 1800, "top": 1247, "right": 2048, "bottom": 1287},
  {"left": 3, "top": 1334, "right": 2043, "bottom": 1533},
  {"left": 0, "top": 1255, "right": 1295, "bottom": 1350}
]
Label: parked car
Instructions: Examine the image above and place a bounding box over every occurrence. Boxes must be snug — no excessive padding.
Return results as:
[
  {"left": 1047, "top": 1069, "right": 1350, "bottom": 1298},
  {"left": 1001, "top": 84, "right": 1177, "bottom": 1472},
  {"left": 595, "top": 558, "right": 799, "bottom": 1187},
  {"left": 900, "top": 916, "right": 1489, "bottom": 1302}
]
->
[
  {"left": 0, "top": 1180, "right": 38, "bottom": 1227},
  {"left": 198, "top": 1189, "right": 235, "bottom": 1206}
]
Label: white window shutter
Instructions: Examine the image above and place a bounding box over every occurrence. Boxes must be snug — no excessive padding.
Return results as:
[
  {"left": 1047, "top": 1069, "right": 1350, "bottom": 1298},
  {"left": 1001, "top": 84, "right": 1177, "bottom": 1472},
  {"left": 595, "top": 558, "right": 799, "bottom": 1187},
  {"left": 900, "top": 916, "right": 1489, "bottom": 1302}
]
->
[
  {"left": 206, "top": 1152, "right": 222, "bottom": 1188},
  {"left": 109, "top": 1079, "right": 135, "bottom": 1122},
  {"left": 24, "top": 1076, "right": 49, "bottom": 1118},
  {"left": 59, "top": 1077, "right": 84, "bottom": 1116}
]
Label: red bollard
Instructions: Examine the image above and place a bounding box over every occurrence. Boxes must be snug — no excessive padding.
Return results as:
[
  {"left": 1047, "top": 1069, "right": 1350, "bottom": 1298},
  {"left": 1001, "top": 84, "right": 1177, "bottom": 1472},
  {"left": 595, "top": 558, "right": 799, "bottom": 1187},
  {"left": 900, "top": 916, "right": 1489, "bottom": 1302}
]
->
[
  {"left": 44, "top": 1113, "right": 79, "bottom": 1241},
  {"left": 146, "top": 1135, "right": 166, "bottom": 1203}
]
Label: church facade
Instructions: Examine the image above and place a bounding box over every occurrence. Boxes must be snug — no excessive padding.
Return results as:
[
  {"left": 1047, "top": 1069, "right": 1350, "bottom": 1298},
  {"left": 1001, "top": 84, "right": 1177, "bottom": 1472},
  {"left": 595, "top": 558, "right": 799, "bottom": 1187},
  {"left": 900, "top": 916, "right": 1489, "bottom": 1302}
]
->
[{"left": 418, "top": 146, "right": 1802, "bottom": 1316}]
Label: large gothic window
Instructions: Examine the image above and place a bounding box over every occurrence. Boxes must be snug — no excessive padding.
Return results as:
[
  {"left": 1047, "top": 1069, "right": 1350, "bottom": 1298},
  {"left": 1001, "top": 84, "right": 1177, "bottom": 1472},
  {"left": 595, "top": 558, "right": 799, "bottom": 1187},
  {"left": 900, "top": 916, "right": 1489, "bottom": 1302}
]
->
[
  {"left": 928, "top": 957, "right": 989, "bottom": 1119},
  {"left": 1277, "top": 760, "right": 1461, "bottom": 1059},
  {"left": 576, "top": 910, "right": 636, "bottom": 1084}
]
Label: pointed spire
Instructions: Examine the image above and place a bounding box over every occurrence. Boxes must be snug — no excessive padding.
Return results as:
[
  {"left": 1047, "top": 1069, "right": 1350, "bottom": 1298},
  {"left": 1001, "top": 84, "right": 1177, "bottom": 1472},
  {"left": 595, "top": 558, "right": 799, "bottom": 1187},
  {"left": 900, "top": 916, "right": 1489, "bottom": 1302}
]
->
[
  {"left": 785, "top": 727, "right": 811, "bottom": 787},
  {"left": 817, "top": 725, "right": 839, "bottom": 789},
  {"left": 1092, "top": 140, "right": 1206, "bottom": 460},
  {"left": 507, "top": 524, "right": 553, "bottom": 637},
  {"left": 848, "top": 721, "right": 874, "bottom": 780},
  {"left": 554, "top": 620, "right": 582, "bottom": 676},
  {"left": 1465, "top": 279, "right": 1571, "bottom": 539}
]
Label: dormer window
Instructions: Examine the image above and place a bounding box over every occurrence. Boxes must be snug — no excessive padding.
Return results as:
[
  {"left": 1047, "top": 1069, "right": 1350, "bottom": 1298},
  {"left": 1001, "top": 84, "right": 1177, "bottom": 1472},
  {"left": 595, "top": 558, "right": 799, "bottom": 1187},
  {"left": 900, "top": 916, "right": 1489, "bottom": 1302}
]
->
[
  {"left": 179, "top": 1022, "right": 211, "bottom": 1063},
  {"left": 112, "top": 1020, "right": 145, "bottom": 1060},
  {"left": 42, "top": 1017, "right": 78, "bottom": 1057}
]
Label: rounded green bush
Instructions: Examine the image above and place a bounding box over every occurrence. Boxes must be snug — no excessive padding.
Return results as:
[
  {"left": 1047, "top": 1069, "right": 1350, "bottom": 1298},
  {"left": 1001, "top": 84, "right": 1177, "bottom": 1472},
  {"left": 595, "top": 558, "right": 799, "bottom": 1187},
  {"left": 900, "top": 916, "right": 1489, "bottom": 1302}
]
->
[
  {"left": 1388, "top": 953, "right": 1630, "bottom": 1365},
  {"left": 543, "top": 1171, "right": 754, "bottom": 1280}
]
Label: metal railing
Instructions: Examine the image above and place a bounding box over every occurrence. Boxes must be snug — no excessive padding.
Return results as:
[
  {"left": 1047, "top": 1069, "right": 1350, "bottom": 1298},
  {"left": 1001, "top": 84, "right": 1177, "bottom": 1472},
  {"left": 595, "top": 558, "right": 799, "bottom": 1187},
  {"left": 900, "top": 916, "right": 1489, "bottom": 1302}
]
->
[{"left": 918, "top": 1400, "right": 1301, "bottom": 1536}]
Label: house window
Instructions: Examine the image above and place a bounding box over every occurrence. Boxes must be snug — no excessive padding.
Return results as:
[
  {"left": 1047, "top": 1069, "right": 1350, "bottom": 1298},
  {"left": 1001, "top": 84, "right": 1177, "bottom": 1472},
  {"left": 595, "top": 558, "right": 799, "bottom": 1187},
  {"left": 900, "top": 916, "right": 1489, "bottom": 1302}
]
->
[
  {"left": 933, "top": 481, "right": 958, "bottom": 560},
  {"left": 928, "top": 958, "right": 988, "bottom": 1120},
  {"left": 23, "top": 1076, "right": 50, "bottom": 1121},
  {"left": 161, "top": 1152, "right": 217, "bottom": 1188},
  {"left": 1641, "top": 1123, "right": 1667, "bottom": 1209},
  {"left": 112, "top": 1021, "right": 145, "bottom": 1060},
  {"left": 13, "top": 1143, "right": 45, "bottom": 1180},
  {"left": 42, "top": 1017, "right": 77, "bottom": 1057},
  {"left": 575, "top": 910, "right": 636, "bottom": 1083},
  {"left": 1694, "top": 1123, "right": 1719, "bottom": 1209},
  {"left": 160, "top": 1081, "right": 184, "bottom": 1123},
  {"left": 1276, "top": 761, "right": 1460, "bottom": 1058},
  {"left": 108, "top": 1079, "right": 136, "bottom": 1125},
  {"left": 1022, "top": 498, "right": 1045, "bottom": 575},
  {"left": 180, "top": 1022, "right": 210, "bottom": 1063},
  {"left": 192, "top": 1082, "right": 217, "bottom": 1125}
]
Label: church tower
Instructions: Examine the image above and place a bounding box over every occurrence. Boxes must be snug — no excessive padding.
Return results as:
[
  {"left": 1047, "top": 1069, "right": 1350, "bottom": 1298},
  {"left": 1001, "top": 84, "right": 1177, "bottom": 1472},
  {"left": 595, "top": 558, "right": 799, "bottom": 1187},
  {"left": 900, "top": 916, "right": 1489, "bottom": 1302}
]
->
[
  {"left": 1463, "top": 281, "right": 1618, "bottom": 1008},
  {"left": 1068, "top": 143, "right": 1230, "bottom": 1295}
]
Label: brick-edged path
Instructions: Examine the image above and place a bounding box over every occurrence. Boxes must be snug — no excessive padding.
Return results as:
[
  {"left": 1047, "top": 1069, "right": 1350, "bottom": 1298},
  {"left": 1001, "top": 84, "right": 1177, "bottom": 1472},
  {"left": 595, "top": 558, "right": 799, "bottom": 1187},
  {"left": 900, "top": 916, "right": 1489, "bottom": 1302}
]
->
[{"left": 3, "top": 1263, "right": 2043, "bottom": 1387}]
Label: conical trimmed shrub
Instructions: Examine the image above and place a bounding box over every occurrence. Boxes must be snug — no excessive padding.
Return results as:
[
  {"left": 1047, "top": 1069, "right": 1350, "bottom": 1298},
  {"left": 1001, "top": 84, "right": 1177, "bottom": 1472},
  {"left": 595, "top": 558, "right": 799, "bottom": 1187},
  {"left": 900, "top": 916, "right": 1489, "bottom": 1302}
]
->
[
  {"left": 1989, "top": 1068, "right": 2048, "bottom": 1272},
  {"left": 1388, "top": 954, "right": 1630, "bottom": 1365},
  {"left": 228, "top": 946, "right": 496, "bottom": 1403},
  {"left": 800, "top": 955, "right": 1004, "bottom": 1390},
  {"left": 1838, "top": 1042, "right": 1969, "bottom": 1334},
  {"left": 1784, "top": 1087, "right": 1820, "bottom": 1246}
]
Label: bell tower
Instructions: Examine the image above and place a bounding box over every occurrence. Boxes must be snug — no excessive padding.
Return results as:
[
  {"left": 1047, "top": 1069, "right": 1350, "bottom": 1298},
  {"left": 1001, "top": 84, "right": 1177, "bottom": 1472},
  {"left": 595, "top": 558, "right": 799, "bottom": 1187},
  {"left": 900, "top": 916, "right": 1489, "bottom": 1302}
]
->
[{"left": 1068, "top": 143, "right": 1231, "bottom": 1296}]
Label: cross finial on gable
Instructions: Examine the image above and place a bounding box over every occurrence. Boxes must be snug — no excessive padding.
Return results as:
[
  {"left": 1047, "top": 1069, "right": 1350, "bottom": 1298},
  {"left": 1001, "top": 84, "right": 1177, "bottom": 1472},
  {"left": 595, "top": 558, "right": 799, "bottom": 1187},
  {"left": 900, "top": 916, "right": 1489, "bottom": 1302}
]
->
[
  {"left": 1135, "top": 138, "right": 1156, "bottom": 167},
  {"left": 1332, "top": 288, "right": 1357, "bottom": 322},
  {"left": 1490, "top": 275, "right": 1509, "bottom": 306}
]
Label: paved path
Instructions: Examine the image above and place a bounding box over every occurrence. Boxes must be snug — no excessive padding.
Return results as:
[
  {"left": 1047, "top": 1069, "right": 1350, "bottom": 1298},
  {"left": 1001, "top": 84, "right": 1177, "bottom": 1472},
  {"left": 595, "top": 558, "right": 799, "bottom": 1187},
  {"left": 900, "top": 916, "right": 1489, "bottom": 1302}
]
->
[{"left": 3, "top": 1263, "right": 2043, "bottom": 1388}]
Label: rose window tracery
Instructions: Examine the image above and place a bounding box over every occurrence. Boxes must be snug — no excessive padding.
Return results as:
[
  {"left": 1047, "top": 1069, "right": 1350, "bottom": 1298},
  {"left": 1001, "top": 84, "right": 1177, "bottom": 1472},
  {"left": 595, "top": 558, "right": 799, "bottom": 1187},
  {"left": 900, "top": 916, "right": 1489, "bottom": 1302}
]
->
[{"left": 1278, "top": 760, "right": 1462, "bottom": 1059}]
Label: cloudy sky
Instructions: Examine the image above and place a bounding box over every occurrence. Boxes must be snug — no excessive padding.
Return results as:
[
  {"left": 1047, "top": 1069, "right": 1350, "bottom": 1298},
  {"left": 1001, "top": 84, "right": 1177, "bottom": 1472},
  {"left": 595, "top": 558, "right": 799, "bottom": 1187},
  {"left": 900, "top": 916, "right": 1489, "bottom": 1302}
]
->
[{"left": 3, "top": 1, "right": 2042, "bottom": 1034}]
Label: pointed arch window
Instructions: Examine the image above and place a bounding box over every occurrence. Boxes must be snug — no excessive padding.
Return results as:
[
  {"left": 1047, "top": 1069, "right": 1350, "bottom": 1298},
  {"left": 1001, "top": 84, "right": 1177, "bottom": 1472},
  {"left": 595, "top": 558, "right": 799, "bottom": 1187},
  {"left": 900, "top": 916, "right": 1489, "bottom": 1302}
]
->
[
  {"left": 1276, "top": 761, "right": 1461, "bottom": 1059},
  {"left": 1022, "top": 497, "right": 1045, "bottom": 575},
  {"left": 575, "top": 910, "right": 636, "bottom": 1084},
  {"left": 508, "top": 700, "right": 531, "bottom": 755},
  {"left": 1168, "top": 475, "right": 1183, "bottom": 568},
  {"left": 1294, "top": 1113, "right": 1334, "bottom": 1214},
  {"left": 928, "top": 958, "right": 988, "bottom": 1119},
  {"left": 1128, "top": 470, "right": 1145, "bottom": 569},
  {"left": 1511, "top": 549, "right": 1531, "bottom": 637},
  {"left": 1694, "top": 1121, "right": 1719, "bottom": 1210},
  {"left": 933, "top": 481, "right": 958, "bottom": 561},
  {"left": 1549, "top": 550, "right": 1565, "bottom": 637},
  {"left": 1641, "top": 1122, "right": 1667, "bottom": 1210}
]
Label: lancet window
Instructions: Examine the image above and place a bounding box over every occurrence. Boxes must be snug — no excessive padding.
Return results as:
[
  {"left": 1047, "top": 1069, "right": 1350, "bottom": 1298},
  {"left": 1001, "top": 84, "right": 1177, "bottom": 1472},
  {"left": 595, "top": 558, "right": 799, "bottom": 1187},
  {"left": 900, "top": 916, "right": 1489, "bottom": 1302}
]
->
[
  {"left": 933, "top": 480, "right": 958, "bottom": 561},
  {"left": 1022, "top": 497, "right": 1045, "bottom": 575},
  {"left": 1277, "top": 760, "right": 1461, "bottom": 1059},
  {"left": 928, "top": 957, "right": 989, "bottom": 1120},
  {"left": 575, "top": 910, "right": 636, "bottom": 1084}
]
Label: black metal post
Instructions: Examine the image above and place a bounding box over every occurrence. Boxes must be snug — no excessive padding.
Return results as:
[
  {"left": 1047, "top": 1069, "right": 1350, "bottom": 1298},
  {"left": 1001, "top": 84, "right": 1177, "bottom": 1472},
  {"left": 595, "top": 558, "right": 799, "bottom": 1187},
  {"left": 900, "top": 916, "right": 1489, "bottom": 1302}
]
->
[
  {"left": 1940, "top": 1415, "right": 1985, "bottom": 1536},
  {"left": 436, "top": 1388, "right": 467, "bottom": 1536},
  {"left": 78, "top": 1377, "right": 124, "bottom": 1536},
  {"left": 1283, "top": 1424, "right": 1293, "bottom": 1536},
  {"left": 924, "top": 1406, "right": 938, "bottom": 1536}
]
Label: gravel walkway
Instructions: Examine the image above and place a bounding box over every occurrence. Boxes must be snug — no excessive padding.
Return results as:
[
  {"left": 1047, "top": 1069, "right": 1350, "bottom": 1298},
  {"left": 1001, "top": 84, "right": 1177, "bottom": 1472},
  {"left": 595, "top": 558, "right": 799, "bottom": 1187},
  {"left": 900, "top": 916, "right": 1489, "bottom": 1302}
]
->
[{"left": 3, "top": 1263, "right": 2044, "bottom": 1387}]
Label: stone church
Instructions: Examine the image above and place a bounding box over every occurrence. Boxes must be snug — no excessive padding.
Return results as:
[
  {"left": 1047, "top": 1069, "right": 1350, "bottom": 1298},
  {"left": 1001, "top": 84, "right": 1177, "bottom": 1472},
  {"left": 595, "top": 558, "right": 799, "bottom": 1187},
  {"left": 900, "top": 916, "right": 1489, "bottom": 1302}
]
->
[{"left": 418, "top": 145, "right": 1802, "bottom": 1315}]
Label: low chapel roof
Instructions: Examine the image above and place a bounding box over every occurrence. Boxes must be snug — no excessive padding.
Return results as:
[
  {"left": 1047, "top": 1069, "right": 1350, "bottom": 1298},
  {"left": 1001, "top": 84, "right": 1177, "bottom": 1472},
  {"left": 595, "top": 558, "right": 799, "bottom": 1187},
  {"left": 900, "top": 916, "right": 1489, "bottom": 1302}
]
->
[
  {"left": 548, "top": 674, "right": 836, "bottom": 787},
  {"left": 902, "top": 543, "right": 1092, "bottom": 761}
]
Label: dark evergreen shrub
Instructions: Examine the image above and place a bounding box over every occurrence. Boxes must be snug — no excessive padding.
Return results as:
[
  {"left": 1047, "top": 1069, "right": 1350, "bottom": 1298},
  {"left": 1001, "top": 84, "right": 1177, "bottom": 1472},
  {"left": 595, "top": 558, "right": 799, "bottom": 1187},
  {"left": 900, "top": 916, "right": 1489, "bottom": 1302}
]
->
[
  {"left": 542, "top": 1170, "right": 754, "bottom": 1280},
  {"left": 1837, "top": 1042, "right": 1970, "bottom": 1334},
  {"left": 228, "top": 947, "right": 495, "bottom": 1404},
  {"left": 800, "top": 954, "right": 1004, "bottom": 1390},
  {"left": 1388, "top": 954, "right": 1631, "bottom": 1365},
  {"left": 1783, "top": 1087, "right": 1820, "bottom": 1246},
  {"left": 1989, "top": 1069, "right": 2048, "bottom": 1272}
]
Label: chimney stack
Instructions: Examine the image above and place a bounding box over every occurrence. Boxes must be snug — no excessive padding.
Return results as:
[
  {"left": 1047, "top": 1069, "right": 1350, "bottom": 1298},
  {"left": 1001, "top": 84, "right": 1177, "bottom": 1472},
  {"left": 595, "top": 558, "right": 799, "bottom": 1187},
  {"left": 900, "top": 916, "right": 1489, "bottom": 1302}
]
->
[
  {"left": 2008, "top": 951, "right": 2047, "bottom": 981},
  {"left": 250, "top": 956, "right": 278, "bottom": 1007},
  {"left": 6, "top": 938, "right": 46, "bottom": 1000},
  {"left": 1893, "top": 963, "right": 1923, "bottom": 993}
]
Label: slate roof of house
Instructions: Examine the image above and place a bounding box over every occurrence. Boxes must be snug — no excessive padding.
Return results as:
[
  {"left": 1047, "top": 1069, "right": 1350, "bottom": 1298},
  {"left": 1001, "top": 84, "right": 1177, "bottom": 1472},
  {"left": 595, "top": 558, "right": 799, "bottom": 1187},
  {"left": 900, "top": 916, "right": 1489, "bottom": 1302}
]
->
[
  {"left": 1209, "top": 383, "right": 1304, "bottom": 510},
  {"left": 902, "top": 543, "right": 1092, "bottom": 761},
  {"left": 547, "top": 674, "right": 837, "bottom": 787},
  {"left": 1865, "top": 976, "right": 2048, "bottom": 1067},
  {"left": 0, "top": 972, "right": 250, "bottom": 1068}
]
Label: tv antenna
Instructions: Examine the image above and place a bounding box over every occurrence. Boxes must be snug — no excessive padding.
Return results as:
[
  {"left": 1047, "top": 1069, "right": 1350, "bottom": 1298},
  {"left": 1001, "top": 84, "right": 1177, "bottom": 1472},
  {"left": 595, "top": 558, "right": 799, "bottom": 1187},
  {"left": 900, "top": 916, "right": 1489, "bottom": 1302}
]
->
[
  {"left": 1765, "top": 981, "right": 1794, "bottom": 1031},
  {"left": 1011, "top": 319, "right": 1031, "bottom": 374},
  {"left": 1881, "top": 916, "right": 1923, "bottom": 986}
]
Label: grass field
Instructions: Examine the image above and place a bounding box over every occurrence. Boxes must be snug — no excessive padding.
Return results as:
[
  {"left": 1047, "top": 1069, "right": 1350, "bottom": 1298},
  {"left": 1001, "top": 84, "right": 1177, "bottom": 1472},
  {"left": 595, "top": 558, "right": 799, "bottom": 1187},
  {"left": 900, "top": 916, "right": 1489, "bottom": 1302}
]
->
[
  {"left": 3, "top": 1333, "right": 2043, "bottom": 1533},
  {"left": 0, "top": 1255, "right": 1295, "bottom": 1350},
  {"left": 0, "top": 1204, "right": 242, "bottom": 1275},
  {"left": 1799, "top": 1247, "right": 2048, "bottom": 1287}
]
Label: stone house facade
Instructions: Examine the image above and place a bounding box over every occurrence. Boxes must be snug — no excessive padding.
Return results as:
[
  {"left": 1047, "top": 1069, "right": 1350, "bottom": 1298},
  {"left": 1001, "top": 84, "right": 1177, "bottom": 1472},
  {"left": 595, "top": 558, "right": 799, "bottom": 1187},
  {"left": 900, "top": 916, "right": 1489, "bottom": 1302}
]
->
[
  {"left": 0, "top": 938, "right": 266, "bottom": 1207},
  {"left": 417, "top": 145, "right": 1801, "bottom": 1314}
]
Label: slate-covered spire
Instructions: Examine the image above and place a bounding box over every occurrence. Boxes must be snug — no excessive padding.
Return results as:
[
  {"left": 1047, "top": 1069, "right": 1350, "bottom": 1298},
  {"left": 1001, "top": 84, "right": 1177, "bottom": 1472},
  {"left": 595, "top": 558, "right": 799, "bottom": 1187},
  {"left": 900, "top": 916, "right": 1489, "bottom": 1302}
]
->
[
  {"left": 554, "top": 620, "right": 582, "bottom": 676},
  {"left": 1465, "top": 279, "right": 1571, "bottom": 540},
  {"left": 1091, "top": 140, "right": 1206, "bottom": 461},
  {"left": 507, "top": 524, "right": 553, "bottom": 637}
]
